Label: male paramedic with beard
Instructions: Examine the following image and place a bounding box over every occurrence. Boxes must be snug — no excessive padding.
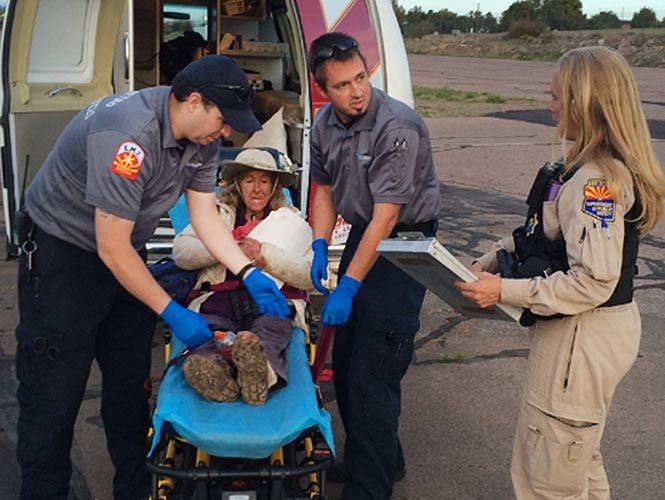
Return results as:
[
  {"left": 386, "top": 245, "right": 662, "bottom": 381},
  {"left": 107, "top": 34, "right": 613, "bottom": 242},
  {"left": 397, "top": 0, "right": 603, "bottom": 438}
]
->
[
  {"left": 14, "top": 55, "right": 289, "bottom": 499},
  {"left": 307, "top": 33, "right": 441, "bottom": 500}
]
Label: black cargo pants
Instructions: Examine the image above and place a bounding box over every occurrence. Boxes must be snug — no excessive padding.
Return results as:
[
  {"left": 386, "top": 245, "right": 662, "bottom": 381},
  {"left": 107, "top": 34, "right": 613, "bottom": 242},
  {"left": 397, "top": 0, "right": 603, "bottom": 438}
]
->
[
  {"left": 334, "top": 223, "right": 435, "bottom": 500},
  {"left": 15, "top": 227, "right": 155, "bottom": 500}
]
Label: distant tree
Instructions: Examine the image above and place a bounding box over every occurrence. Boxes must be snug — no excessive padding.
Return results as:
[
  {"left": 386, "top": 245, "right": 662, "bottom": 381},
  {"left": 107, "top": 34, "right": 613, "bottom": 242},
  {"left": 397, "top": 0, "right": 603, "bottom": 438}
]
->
[
  {"left": 469, "top": 9, "right": 483, "bottom": 32},
  {"left": 430, "top": 9, "right": 460, "bottom": 34},
  {"left": 588, "top": 11, "right": 621, "bottom": 29},
  {"left": 392, "top": 3, "right": 507, "bottom": 37},
  {"left": 483, "top": 12, "right": 499, "bottom": 32},
  {"left": 631, "top": 7, "right": 658, "bottom": 28},
  {"left": 454, "top": 12, "right": 475, "bottom": 32},
  {"left": 403, "top": 7, "right": 436, "bottom": 38},
  {"left": 391, "top": 0, "right": 406, "bottom": 32},
  {"left": 541, "top": 0, "right": 586, "bottom": 30},
  {"left": 500, "top": 0, "right": 542, "bottom": 32}
]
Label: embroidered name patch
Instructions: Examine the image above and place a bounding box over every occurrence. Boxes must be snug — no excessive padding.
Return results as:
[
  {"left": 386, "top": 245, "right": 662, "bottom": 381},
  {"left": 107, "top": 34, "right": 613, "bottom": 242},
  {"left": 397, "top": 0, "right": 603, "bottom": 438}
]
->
[
  {"left": 582, "top": 179, "right": 615, "bottom": 223},
  {"left": 110, "top": 142, "right": 145, "bottom": 180}
]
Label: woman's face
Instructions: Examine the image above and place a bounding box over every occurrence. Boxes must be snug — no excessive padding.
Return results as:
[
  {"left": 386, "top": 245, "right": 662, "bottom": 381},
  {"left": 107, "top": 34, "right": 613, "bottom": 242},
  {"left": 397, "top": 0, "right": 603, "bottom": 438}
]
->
[
  {"left": 549, "top": 71, "right": 578, "bottom": 140},
  {"left": 239, "top": 170, "right": 274, "bottom": 215},
  {"left": 548, "top": 72, "right": 564, "bottom": 126}
]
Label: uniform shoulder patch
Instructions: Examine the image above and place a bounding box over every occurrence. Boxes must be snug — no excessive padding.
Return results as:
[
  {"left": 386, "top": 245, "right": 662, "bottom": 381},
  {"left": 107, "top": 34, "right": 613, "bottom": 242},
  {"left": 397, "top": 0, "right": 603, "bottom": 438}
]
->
[
  {"left": 582, "top": 178, "right": 615, "bottom": 223},
  {"left": 110, "top": 142, "right": 145, "bottom": 180}
]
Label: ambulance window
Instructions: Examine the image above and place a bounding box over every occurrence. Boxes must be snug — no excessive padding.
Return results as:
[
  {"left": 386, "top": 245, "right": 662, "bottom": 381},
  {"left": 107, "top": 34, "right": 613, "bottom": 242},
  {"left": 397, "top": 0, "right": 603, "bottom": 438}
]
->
[
  {"left": 163, "top": 4, "right": 208, "bottom": 42},
  {"left": 271, "top": 8, "right": 300, "bottom": 93},
  {"left": 27, "top": 0, "right": 101, "bottom": 84}
]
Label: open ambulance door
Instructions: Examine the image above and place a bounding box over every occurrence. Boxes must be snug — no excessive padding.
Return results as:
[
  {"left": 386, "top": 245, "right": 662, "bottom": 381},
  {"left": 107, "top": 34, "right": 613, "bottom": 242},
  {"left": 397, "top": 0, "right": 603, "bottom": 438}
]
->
[{"left": 0, "top": 0, "right": 133, "bottom": 256}]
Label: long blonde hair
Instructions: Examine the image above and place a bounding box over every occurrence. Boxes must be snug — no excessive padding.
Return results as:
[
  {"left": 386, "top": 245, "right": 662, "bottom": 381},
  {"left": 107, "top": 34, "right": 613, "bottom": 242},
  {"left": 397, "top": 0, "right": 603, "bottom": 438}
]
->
[{"left": 555, "top": 46, "right": 665, "bottom": 235}]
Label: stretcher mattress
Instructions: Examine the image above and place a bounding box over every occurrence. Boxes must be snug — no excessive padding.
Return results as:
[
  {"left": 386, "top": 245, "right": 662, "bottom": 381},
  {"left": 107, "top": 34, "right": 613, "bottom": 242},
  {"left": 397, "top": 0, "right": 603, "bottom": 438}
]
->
[{"left": 149, "top": 329, "right": 335, "bottom": 459}]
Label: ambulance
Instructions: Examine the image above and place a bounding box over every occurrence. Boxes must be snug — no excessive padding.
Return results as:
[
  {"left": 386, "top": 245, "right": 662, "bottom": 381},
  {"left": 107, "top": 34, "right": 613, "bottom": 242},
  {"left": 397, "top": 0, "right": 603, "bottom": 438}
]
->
[{"left": 0, "top": 0, "right": 413, "bottom": 258}]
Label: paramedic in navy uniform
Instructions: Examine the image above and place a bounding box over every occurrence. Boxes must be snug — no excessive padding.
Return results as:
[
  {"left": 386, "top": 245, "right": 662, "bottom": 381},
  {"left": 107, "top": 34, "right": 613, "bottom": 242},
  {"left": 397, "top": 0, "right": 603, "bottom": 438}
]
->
[
  {"left": 307, "top": 33, "right": 442, "bottom": 500},
  {"left": 15, "top": 55, "right": 289, "bottom": 499}
]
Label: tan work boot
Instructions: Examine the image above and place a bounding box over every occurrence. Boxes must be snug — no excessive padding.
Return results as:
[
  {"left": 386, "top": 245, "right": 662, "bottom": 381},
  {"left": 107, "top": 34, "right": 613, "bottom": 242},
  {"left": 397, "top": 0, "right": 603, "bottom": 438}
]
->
[
  {"left": 232, "top": 331, "right": 269, "bottom": 405},
  {"left": 183, "top": 349, "right": 240, "bottom": 403}
]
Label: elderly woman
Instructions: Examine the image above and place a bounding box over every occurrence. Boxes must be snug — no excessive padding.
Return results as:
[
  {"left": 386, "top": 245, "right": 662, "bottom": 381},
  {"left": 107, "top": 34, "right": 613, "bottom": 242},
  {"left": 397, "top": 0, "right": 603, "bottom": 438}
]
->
[{"left": 174, "top": 149, "right": 313, "bottom": 405}]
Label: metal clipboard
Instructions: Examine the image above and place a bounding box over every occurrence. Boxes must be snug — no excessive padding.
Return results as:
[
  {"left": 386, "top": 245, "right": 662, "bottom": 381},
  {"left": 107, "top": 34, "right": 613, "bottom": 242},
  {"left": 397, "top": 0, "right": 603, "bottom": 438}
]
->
[{"left": 378, "top": 236, "right": 521, "bottom": 322}]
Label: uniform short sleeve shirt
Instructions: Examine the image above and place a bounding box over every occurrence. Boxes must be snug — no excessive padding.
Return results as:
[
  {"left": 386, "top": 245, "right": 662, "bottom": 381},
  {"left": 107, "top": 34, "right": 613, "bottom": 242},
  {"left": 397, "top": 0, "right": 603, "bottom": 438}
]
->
[
  {"left": 310, "top": 88, "right": 441, "bottom": 227},
  {"left": 25, "top": 87, "right": 219, "bottom": 252}
]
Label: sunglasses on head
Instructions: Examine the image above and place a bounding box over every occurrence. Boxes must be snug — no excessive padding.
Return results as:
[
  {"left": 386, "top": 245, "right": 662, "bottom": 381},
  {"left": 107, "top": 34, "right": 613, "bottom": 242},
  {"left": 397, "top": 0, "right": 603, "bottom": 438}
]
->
[
  {"left": 313, "top": 38, "right": 359, "bottom": 66},
  {"left": 196, "top": 83, "right": 254, "bottom": 103}
]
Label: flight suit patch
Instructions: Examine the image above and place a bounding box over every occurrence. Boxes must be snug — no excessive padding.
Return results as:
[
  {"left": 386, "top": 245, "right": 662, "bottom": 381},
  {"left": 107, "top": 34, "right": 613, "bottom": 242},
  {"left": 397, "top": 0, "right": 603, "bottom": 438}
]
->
[
  {"left": 525, "top": 213, "right": 539, "bottom": 237},
  {"left": 110, "top": 142, "right": 145, "bottom": 180},
  {"left": 582, "top": 179, "right": 615, "bottom": 224}
]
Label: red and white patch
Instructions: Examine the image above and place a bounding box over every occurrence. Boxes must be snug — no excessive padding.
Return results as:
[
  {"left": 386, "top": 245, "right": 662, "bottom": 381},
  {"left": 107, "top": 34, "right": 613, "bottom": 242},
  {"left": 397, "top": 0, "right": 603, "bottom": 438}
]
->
[{"left": 110, "top": 142, "right": 145, "bottom": 180}]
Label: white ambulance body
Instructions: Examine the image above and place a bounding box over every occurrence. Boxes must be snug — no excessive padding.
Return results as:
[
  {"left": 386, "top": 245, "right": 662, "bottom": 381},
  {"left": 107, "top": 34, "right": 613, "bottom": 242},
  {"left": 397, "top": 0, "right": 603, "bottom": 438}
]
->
[{"left": 0, "top": 0, "right": 413, "bottom": 256}]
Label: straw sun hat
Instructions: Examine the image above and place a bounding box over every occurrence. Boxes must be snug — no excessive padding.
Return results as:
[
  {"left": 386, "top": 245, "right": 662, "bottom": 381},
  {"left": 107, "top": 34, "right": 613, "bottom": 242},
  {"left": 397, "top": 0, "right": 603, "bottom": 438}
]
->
[{"left": 220, "top": 149, "right": 295, "bottom": 188}]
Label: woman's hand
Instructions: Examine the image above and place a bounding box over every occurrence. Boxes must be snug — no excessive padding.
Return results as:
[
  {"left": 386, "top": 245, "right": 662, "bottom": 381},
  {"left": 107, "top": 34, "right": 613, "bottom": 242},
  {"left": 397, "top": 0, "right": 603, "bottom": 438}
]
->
[
  {"left": 455, "top": 272, "right": 502, "bottom": 308},
  {"left": 238, "top": 238, "right": 266, "bottom": 268}
]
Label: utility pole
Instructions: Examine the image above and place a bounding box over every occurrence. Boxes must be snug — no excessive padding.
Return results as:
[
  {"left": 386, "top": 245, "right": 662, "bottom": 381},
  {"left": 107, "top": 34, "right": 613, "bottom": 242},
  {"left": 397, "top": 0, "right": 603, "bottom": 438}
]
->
[{"left": 476, "top": 2, "right": 480, "bottom": 33}]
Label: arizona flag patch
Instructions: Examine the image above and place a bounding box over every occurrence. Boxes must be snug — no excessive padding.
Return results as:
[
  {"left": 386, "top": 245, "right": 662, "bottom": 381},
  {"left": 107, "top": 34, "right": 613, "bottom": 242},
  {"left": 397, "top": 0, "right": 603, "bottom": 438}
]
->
[
  {"left": 582, "top": 179, "right": 615, "bottom": 223},
  {"left": 110, "top": 142, "right": 145, "bottom": 180}
]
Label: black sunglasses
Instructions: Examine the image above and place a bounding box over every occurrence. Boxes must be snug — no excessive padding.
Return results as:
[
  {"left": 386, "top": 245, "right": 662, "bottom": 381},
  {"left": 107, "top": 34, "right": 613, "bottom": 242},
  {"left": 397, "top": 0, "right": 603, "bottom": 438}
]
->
[
  {"left": 313, "top": 39, "right": 359, "bottom": 66},
  {"left": 196, "top": 83, "right": 254, "bottom": 103}
]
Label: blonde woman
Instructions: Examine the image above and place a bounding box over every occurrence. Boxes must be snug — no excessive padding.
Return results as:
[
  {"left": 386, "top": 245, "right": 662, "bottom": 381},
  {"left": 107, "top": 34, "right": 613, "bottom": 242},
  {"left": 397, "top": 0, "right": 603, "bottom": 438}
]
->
[{"left": 457, "top": 47, "right": 665, "bottom": 498}]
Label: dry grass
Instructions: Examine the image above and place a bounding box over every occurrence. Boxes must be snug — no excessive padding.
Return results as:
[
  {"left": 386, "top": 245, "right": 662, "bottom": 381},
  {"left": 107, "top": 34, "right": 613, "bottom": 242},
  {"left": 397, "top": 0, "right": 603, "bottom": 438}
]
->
[
  {"left": 413, "top": 85, "right": 543, "bottom": 118},
  {"left": 406, "top": 27, "right": 665, "bottom": 68}
]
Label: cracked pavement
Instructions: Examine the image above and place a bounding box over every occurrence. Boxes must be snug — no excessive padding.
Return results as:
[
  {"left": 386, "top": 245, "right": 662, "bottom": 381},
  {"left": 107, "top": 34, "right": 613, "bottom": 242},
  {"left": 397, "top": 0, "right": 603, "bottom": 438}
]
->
[{"left": 1, "top": 55, "right": 664, "bottom": 499}]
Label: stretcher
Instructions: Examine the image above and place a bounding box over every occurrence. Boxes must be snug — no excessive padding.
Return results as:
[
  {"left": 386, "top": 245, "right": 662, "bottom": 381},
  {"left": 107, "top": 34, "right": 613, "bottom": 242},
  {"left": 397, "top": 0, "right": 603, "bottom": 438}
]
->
[
  {"left": 148, "top": 328, "right": 335, "bottom": 499},
  {"left": 148, "top": 146, "right": 335, "bottom": 498}
]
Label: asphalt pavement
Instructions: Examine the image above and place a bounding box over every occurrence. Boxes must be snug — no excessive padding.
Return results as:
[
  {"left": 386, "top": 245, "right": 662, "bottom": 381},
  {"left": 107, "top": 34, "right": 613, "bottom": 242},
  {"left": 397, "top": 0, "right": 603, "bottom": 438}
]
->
[{"left": 1, "top": 55, "right": 664, "bottom": 499}]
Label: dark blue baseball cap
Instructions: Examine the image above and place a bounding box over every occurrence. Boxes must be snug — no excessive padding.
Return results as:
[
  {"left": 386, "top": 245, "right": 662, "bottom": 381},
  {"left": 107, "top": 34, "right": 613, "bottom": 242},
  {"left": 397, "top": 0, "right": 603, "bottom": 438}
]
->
[{"left": 172, "top": 55, "right": 261, "bottom": 134}]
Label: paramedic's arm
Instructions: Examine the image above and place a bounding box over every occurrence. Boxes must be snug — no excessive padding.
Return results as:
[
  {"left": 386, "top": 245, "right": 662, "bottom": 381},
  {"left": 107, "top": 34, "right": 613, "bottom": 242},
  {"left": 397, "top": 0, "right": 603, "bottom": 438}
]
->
[
  {"left": 96, "top": 209, "right": 215, "bottom": 347},
  {"left": 186, "top": 189, "right": 252, "bottom": 274},
  {"left": 311, "top": 184, "right": 337, "bottom": 243},
  {"left": 95, "top": 209, "right": 172, "bottom": 313},
  {"left": 345, "top": 203, "right": 400, "bottom": 282}
]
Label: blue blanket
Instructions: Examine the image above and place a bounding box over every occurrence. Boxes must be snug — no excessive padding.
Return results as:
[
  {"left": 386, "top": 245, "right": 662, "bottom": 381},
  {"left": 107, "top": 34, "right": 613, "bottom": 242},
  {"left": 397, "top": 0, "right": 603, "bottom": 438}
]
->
[{"left": 149, "top": 329, "right": 335, "bottom": 459}]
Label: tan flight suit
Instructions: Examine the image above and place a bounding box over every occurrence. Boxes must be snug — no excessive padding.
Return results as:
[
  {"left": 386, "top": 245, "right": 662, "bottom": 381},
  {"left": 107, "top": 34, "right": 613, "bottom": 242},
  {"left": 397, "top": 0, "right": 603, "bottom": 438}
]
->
[{"left": 476, "top": 161, "right": 641, "bottom": 500}]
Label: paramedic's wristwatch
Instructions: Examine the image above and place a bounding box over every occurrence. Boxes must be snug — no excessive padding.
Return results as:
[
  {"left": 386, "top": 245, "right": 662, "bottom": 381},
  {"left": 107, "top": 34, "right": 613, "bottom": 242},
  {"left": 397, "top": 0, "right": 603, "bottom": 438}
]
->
[{"left": 238, "top": 263, "right": 257, "bottom": 280}]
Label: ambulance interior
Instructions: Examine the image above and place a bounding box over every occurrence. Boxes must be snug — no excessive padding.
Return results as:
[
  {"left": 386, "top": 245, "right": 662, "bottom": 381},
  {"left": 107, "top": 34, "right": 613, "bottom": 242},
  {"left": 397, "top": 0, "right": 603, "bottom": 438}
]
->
[
  {"left": 2, "top": 0, "right": 313, "bottom": 255},
  {"left": 135, "top": 0, "right": 307, "bottom": 171}
]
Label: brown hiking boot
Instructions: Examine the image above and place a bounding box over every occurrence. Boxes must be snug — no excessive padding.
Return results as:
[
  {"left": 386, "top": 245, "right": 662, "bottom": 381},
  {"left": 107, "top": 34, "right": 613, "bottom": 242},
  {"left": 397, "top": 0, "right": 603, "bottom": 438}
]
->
[
  {"left": 183, "top": 350, "right": 239, "bottom": 403},
  {"left": 232, "top": 331, "right": 269, "bottom": 405}
]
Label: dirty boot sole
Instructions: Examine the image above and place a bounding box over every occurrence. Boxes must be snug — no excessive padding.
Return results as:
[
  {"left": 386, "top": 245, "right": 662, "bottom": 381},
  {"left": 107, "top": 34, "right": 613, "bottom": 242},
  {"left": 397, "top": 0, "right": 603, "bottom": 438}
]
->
[
  {"left": 233, "top": 332, "right": 269, "bottom": 405},
  {"left": 183, "top": 354, "right": 239, "bottom": 403}
]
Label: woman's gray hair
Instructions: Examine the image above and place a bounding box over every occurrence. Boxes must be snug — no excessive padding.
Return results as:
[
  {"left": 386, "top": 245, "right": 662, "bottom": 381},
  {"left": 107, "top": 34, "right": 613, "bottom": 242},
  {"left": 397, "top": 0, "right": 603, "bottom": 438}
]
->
[{"left": 217, "top": 170, "right": 289, "bottom": 212}]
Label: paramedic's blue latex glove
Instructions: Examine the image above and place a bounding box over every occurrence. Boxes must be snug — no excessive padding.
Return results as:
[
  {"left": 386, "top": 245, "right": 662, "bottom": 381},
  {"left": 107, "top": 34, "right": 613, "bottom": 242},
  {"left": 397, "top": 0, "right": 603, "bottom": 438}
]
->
[
  {"left": 244, "top": 269, "right": 291, "bottom": 319},
  {"left": 160, "top": 300, "right": 213, "bottom": 348},
  {"left": 321, "top": 275, "right": 361, "bottom": 326},
  {"left": 310, "top": 239, "right": 330, "bottom": 296}
]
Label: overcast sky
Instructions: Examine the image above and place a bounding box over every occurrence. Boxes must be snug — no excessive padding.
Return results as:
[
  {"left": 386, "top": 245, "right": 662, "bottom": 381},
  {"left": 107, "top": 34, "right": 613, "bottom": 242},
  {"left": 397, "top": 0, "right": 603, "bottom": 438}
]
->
[{"left": 395, "top": 0, "right": 665, "bottom": 20}]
